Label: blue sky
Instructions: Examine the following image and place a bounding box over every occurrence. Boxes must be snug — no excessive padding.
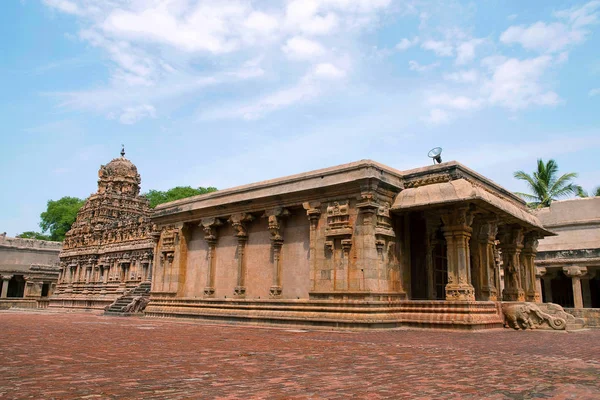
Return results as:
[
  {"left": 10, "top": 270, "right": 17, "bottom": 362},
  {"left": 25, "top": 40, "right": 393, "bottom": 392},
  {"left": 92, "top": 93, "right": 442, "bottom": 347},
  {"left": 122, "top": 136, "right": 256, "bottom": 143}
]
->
[{"left": 1, "top": 0, "right": 599, "bottom": 237}]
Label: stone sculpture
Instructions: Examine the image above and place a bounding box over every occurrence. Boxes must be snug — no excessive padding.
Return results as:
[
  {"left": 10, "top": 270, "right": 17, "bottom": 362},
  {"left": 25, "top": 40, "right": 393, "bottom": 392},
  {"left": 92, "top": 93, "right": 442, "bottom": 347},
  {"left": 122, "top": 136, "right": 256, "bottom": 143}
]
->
[
  {"left": 502, "top": 302, "right": 566, "bottom": 330},
  {"left": 122, "top": 296, "right": 150, "bottom": 313}
]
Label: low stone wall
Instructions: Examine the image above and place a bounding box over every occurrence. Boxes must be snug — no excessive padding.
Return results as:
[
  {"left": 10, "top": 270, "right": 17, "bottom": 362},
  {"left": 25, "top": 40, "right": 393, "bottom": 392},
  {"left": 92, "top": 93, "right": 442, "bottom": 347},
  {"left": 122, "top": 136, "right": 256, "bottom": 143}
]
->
[
  {"left": 0, "top": 299, "right": 39, "bottom": 309},
  {"left": 48, "top": 297, "right": 114, "bottom": 310},
  {"left": 565, "top": 308, "right": 600, "bottom": 328},
  {"left": 145, "top": 298, "right": 504, "bottom": 330}
]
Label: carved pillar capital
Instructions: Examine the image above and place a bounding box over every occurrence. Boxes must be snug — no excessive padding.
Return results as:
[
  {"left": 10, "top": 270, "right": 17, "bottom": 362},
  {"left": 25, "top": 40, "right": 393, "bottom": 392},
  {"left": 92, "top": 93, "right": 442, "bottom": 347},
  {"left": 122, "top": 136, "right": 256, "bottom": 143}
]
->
[
  {"left": 562, "top": 266, "right": 587, "bottom": 278},
  {"left": 522, "top": 232, "right": 539, "bottom": 254},
  {"left": 474, "top": 217, "right": 498, "bottom": 243},
  {"left": 229, "top": 213, "right": 254, "bottom": 239},
  {"left": 303, "top": 201, "right": 322, "bottom": 221},
  {"left": 441, "top": 206, "right": 474, "bottom": 233},
  {"left": 535, "top": 267, "right": 547, "bottom": 278},
  {"left": 264, "top": 208, "right": 290, "bottom": 243},
  {"left": 200, "top": 217, "right": 223, "bottom": 244}
]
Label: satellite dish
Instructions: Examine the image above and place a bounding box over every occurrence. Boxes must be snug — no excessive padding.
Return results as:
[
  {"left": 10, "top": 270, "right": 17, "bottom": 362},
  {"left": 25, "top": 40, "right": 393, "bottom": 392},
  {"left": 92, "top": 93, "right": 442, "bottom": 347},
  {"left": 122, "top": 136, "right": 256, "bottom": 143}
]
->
[{"left": 427, "top": 147, "right": 443, "bottom": 164}]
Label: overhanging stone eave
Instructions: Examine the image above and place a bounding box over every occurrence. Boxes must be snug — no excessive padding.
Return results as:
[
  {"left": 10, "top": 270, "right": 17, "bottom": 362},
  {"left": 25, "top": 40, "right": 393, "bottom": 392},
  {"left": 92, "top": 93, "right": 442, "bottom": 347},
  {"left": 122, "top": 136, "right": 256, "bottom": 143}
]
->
[
  {"left": 152, "top": 166, "right": 404, "bottom": 224},
  {"left": 390, "top": 180, "right": 554, "bottom": 237},
  {"left": 153, "top": 159, "right": 404, "bottom": 216}
]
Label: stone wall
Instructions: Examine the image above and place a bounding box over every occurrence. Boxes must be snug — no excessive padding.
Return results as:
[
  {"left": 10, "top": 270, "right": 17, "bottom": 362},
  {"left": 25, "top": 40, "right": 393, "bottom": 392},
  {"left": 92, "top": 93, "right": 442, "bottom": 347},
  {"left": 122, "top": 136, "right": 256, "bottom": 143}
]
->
[
  {"left": 0, "top": 233, "right": 61, "bottom": 303},
  {"left": 0, "top": 233, "right": 61, "bottom": 270}
]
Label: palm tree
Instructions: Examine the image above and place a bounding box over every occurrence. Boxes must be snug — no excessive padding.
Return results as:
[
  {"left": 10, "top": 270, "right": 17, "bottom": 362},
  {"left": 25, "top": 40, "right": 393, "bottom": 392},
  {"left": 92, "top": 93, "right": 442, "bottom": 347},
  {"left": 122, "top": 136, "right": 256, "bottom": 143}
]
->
[
  {"left": 576, "top": 186, "right": 600, "bottom": 197},
  {"left": 513, "top": 159, "right": 580, "bottom": 208}
]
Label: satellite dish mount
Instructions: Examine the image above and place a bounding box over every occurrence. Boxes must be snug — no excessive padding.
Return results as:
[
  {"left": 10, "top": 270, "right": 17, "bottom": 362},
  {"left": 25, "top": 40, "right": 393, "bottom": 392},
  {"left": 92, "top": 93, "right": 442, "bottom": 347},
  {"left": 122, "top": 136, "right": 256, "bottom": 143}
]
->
[{"left": 428, "top": 147, "right": 443, "bottom": 165}]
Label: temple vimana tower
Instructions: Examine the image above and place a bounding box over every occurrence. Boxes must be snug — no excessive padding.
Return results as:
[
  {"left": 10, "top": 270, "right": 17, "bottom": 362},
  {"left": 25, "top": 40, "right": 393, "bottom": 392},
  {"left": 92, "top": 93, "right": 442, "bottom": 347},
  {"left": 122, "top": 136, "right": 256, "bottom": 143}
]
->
[{"left": 49, "top": 148, "right": 155, "bottom": 310}]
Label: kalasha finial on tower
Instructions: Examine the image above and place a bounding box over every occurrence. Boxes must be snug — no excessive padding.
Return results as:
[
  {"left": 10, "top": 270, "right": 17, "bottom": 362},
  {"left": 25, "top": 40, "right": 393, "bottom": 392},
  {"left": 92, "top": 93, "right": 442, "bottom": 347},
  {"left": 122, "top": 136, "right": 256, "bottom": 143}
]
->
[{"left": 121, "top": 144, "right": 125, "bottom": 157}]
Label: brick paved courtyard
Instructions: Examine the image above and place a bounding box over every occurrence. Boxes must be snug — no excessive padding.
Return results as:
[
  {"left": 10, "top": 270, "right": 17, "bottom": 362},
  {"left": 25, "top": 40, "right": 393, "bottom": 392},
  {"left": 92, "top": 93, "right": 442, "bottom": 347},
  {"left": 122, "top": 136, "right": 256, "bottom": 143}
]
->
[{"left": 0, "top": 311, "right": 598, "bottom": 399}]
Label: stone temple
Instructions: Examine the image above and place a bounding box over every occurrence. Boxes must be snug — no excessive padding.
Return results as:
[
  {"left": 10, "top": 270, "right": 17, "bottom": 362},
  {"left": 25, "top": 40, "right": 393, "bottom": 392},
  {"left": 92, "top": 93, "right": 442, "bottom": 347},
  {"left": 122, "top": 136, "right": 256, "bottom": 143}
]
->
[
  {"left": 49, "top": 149, "right": 155, "bottom": 310},
  {"left": 144, "top": 159, "right": 556, "bottom": 329}
]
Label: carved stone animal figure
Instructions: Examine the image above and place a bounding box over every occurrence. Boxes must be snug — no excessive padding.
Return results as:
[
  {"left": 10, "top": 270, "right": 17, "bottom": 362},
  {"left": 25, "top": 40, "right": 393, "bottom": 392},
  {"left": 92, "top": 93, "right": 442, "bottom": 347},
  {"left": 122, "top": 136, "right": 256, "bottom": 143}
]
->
[
  {"left": 121, "top": 296, "right": 150, "bottom": 313},
  {"left": 502, "top": 302, "right": 566, "bottom": 330}
]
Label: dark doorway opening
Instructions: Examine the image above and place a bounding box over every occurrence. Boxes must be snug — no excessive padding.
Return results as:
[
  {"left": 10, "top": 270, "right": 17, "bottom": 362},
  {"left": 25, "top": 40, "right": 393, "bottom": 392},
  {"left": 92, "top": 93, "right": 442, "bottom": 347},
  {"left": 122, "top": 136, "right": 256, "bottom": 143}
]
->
[
  {"left": 590, "top": 275, "right": 600, "bottom": 308},
  {"left": 41, "top": 283, "right": 50, "bottom": 297},
  {"left": 433, "top": 236, "right": 448, "bottom": 300},
  {"left": 409, "top": 214, "right": 428, "bottom": 299},
  {"left": 551, "top": 272, "right": 574, "bottom": 308},
  {"left": 7, "top": 275, "right": 25, "bottom": 298}
]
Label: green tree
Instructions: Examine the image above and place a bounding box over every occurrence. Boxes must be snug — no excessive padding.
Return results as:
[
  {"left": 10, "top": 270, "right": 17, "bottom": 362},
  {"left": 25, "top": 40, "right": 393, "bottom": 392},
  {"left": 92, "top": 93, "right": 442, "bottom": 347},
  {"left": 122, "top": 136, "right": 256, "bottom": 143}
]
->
[
  {"left": 39, "top": 197, "right": 86, "bottom": 241},
  {"left": 514, "top": 159, "right": 581, "bottom": 208},
  {"left": 576, "top": 186, "right": 600, "bottom": 197},
  {"left": 143, "top": 186, "right": 217, "bottom": 208},
  {"left": 16, "top": 231, "right": 52, "bottom": 241}
]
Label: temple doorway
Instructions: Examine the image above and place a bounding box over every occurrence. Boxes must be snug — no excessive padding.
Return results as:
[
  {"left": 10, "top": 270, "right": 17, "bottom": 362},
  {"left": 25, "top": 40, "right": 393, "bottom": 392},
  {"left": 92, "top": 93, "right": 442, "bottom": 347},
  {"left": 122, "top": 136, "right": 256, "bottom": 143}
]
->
[
  {"left": 551, "top": 271, "right": 574, "bottom": 308},
  {"left": 590, "top": 274, "right": 600, "bottom": 308},
  {"left": 409, "top": 214, "right": 428, "bottom": 299},
  {"left": 7, "top": 275, "right": 25, "bottom": 298},
  {"left": 41, "top": 283, "right": 50, "bottom": 297}
]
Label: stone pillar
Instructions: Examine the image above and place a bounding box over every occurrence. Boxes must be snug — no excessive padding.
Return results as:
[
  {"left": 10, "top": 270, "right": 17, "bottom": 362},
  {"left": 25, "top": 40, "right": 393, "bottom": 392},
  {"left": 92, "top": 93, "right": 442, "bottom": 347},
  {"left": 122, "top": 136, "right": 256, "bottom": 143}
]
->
[
  {"left": 563, "top": 266, "right": 587, "bottom": 309},
  {"left": 303, "top": 202, "right": 321, "bottom": 291},
  {"left": 535, "top": 267, "right": 546, "bottom": 303},
  {"left": 1, "top": 275, "right": 12, "bottom": 298},
  {"left": 230, "top": 213, "right": 254, "bottom": 298},
  {"left": 472, "top": 218, "right": 499, "bottom": 301},
  {"left": 23, "top": 276, "right": 33, "bottom": 297},
  {"left": 265, "top": 208, "right": 290, "bottom": 298},
  {"left": 200, "top": 217, "right": 222, "bottom": 297},
  {"left": 522, "top": 233, "right": 540, "bottom": 302},
  {"left": 498, "top": 227, "right": 525, "bottom": 301},
  {"left": 341, "top": 239, "right": 352, "bottom": 291},
  {"left": 440, "top": 207, "right": 475, "bottom": 301}
]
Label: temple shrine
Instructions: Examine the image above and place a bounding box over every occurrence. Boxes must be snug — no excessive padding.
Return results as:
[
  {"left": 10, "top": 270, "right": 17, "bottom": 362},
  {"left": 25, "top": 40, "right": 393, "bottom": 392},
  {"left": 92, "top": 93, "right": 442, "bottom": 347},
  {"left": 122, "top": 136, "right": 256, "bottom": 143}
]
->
[
  {"left": 49, "top": 148, "right": 155, "bottom": 310},
  {"left": 144, "top": 159, "right": 555, "bottom": 329}
]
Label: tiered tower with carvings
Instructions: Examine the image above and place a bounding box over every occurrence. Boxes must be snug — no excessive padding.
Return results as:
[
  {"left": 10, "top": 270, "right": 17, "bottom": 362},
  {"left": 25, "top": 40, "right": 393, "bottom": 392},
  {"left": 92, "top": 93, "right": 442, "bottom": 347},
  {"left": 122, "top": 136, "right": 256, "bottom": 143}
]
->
[{"left": 50, "top": 148, "right": 156, "bottom": 310}]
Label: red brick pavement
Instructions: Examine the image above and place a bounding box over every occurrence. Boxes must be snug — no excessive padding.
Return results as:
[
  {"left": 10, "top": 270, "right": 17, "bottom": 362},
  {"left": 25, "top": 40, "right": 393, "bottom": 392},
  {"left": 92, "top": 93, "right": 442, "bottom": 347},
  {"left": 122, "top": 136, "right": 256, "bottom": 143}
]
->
[{"left": 0, "top": 310, "right": 598, "bottom": 399}]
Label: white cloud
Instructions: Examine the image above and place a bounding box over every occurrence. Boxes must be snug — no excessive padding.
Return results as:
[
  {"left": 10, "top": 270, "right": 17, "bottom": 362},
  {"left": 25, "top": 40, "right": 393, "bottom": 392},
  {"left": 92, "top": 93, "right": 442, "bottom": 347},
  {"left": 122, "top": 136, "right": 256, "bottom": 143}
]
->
[
  {"left": 41, "top": 0, "right": 395, "bottom": 123},
  {"left": 500, "top": 22, "right": 583, "bottom": 53},
  {"left": 500, "top": 1, "right": 599, "bottom": 53},
  {"left": 118, "top": 104, "right": 156, "bottom": 124},
  {"left": 101, "top": 3, "right": 247, "bottom": 54},
  {"left": 244, "top": 11, "right": 279, "bottom": 35},
  {"left": 408, "top": 60, "right": 439, "bottom": 72},
  {"left": 396, "top": 36, "right": 419, "bottom": 51},
  {"left": 590, "top": 88, "right": 600, "bottom": 97},
  {"left": 43, "top": 0, "right": 81, "bottom": 15},
  {"left": 421, "top": 40, "right": 453, "bottom": 56},
  {"left": 313, "top": 63, "right": 346, "bottom": 79},
  {"left": 483, "top": 55, "right": 560, "bottom": 110},
  {"left": 443, "top": 69, "right": 479, "bottom": 83},
  {"left": 455, "top": 38, "right": 484, "bottom": 65},
  {"left": 427, "top": 94, "right": 482, "bottom": 111},
  {"left": 282, "top": 36, "right": 326, "bottom": 60}
]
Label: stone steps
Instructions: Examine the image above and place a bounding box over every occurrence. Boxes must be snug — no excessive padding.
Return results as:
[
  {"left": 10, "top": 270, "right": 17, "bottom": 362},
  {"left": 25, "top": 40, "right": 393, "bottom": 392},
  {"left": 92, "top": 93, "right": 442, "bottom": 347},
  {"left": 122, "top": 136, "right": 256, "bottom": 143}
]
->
[{"left": 104, "top": 282, "right": 151, "bottom": 316}]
